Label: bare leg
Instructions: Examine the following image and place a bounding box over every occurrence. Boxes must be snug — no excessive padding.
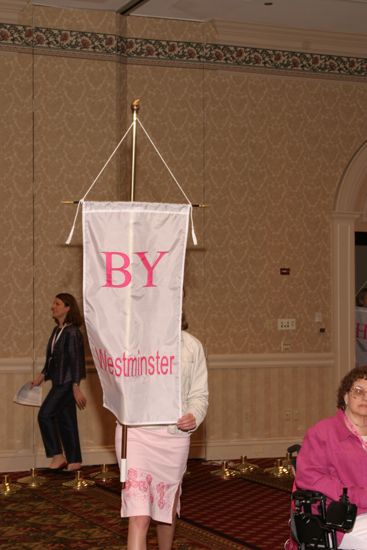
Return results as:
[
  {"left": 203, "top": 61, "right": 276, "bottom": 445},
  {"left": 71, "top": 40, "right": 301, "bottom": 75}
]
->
[
  {"left": 156, "top": 490, "right": 179, "bottom": 550},
  {"left": 156, "top": 519, "right": 176, "bottom": 550},
  {"left": 127, "top": 516, "right": 151, "bottom": 550},
  {"left": 49, "top": 454, "right": 66, "bottom": 469},
  {"left": 67, "top": 462, "right": 82, "bottom": 471}
]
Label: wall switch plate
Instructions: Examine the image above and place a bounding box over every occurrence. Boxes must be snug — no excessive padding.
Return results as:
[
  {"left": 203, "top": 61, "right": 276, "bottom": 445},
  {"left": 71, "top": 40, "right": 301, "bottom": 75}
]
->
[{"left": 277, "top": 318, "right": 296, "bottom": 330}]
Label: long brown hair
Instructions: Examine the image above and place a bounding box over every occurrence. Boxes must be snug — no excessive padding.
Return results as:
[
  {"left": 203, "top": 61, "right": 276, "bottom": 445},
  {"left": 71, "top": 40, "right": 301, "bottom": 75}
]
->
[
  {"left": 56, "top": 293, "right": 83, "bottom": 327},
  {"left": 181, "top": 310, "right": 188, "bottom": 330}
]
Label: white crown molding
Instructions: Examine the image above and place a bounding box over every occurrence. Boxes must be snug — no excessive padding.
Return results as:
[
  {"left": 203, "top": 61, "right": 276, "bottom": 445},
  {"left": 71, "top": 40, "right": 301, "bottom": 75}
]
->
[
  {"left": 0, "top": 352, "right": 334, "bottom": 374},
  {"left": 212, "top": 20, "right": 367, "bottom": 57},
  {"left": 332, "top": 211, "right": 362, "bottom": 219},
  {"left": 208, "top": 352, "right": 334, "bottom": 370},
  {"left": 0, "top": 357, "right": 33, "bottom": 373}
]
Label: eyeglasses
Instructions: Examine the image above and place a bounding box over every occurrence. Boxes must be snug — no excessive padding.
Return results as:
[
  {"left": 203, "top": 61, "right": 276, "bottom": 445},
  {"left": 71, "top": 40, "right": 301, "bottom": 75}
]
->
[{"left": 350, "top": 386, "right": 367, "bottom": 400}]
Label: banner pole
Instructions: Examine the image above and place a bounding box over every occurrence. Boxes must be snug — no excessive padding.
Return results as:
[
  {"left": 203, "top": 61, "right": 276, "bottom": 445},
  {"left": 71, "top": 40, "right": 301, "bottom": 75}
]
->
[
  {"left": 121, "top": 99, "right": 140, "bottom": 487},
  {"left": 121, "top": 423, "right": 127, "bottom": 488},
  {"left": 62, "top": 200, "right": 206, "bottom": 207},
  {"left": 130, "top": 98, "right": 140, "bottom": 202}
]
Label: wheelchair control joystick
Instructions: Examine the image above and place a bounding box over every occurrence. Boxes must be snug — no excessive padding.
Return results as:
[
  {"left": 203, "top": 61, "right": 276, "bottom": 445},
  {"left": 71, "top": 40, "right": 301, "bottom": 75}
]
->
[{"left": 325, "top": 487, "right": 357, "bottom": 532}]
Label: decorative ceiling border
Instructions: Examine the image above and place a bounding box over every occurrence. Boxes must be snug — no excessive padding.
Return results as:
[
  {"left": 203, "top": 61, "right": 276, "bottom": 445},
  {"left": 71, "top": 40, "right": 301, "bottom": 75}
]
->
[{"left": 1, "top": 23, "right": 367, "bottom": 78}]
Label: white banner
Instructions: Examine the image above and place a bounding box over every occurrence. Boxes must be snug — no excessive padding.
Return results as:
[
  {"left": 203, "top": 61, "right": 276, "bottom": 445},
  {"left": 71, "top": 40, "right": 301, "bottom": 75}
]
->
[
  {"left": 83, "top": 201, "right": 190, "bottom": 425},
  {"left": 356, "top": 307, "right": 367, "bottom": 367}
]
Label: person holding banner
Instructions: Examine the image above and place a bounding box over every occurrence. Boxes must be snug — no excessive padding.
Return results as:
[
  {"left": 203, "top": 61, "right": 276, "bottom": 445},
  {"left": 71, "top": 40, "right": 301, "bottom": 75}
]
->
[
  {"left": 115, "top": 319, "right": 208, "bottom": 550},
  {"left": 32, "top": 293, "right": 86, "bottom": 471}
]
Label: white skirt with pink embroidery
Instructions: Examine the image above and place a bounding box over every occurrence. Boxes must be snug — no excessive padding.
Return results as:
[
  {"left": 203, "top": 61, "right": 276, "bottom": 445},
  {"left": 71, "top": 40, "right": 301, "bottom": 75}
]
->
[{"left": 115, "top": 425, "right": 190, "bottom": 524}]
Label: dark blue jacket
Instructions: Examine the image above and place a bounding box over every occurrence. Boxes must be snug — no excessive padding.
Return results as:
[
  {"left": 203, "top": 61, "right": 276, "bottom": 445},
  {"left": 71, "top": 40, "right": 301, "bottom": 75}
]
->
[{"left": 42, "top": 324, "right": 86, "bottom": 385}]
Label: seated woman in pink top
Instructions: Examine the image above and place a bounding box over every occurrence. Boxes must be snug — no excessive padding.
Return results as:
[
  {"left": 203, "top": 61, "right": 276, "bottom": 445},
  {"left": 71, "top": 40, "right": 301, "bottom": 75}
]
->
[{"left": 295, "top": 366, "right": 367, "bottom": 549}]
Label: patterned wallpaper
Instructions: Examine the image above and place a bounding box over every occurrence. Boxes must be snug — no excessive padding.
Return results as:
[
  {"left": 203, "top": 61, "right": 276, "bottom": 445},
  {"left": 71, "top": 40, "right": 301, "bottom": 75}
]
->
[
  {"left": 0, "top": 50, "right": 33, "bottom": 356},
  {"left": 202, "top": 72, "right": 367, "bottom": 353},
  {"left": 1, "top": 7, "right": 367, "bottom": 358}
]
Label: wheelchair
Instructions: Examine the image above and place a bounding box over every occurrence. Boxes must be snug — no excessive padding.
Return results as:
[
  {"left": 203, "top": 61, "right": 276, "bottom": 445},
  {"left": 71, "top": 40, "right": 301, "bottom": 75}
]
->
[{"left": 286, "top": 445, "right": 357, "bottom": 550}]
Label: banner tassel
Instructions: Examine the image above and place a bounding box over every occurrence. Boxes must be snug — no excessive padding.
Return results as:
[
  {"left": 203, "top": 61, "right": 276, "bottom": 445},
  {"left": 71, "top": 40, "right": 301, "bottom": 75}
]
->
[
  {"left": 190, "top": 206, "right": 198, "bottom": 246},
  {"left": 65, "top": 199, "right": 83, "bottom": 245}
]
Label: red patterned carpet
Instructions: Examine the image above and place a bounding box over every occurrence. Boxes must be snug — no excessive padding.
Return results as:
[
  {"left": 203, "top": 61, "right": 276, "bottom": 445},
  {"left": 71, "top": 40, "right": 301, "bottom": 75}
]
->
[
  {"left": 1, "top": 459, "right": 292, "bottom": 549},
  {"left": 92, "top": 458, "right": 292, "bottom": 549},
  {"left": 0, "top": 469, "right": 247, "bottom": 550},
  {"left": 180, "top": 460, "right": 291, "bottom": 550}
]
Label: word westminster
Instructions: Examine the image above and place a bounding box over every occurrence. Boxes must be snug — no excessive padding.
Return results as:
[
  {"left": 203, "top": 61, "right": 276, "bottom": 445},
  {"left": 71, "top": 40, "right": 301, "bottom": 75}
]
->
[{"left": 95, "top": 347, "right": 175, "bottom": 378}]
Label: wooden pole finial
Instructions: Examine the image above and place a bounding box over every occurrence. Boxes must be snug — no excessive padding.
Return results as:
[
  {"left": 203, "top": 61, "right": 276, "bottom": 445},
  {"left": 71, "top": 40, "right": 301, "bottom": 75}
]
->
[{"left": 131, "top": 99, "right": 140, "bottom": 112}]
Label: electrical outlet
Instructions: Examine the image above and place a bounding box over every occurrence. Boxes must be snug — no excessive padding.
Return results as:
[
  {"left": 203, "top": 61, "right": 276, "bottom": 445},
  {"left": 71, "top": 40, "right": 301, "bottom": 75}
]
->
[
  {"left": 277, "top": 318, "right": 296, "bottom": 330},
  {"left": 281, "top": 341, "right": 291, "bottom": 352}
]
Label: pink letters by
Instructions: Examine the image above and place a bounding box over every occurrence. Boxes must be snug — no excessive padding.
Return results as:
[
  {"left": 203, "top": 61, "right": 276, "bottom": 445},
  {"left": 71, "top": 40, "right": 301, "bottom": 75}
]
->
[{"left": 102, "top": 250, "right": 169, "bottom": 288}]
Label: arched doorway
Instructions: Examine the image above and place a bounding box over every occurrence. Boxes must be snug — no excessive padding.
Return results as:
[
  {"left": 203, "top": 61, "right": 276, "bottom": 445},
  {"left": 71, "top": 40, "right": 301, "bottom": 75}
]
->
[{"left": 333, "top": 140, "right": 367, "bottom": 380}]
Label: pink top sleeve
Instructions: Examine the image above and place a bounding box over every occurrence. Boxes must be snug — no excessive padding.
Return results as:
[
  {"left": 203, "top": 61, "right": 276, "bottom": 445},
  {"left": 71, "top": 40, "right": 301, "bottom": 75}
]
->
[{"left": 296, "top": 411, "right": 367, "bottom": 512}]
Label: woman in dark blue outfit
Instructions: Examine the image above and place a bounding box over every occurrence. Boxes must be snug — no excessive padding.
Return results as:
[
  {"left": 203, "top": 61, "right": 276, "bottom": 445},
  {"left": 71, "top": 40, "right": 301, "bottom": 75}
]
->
[{"left": 32, "top": 293, "right": 86, "bottom": 471}]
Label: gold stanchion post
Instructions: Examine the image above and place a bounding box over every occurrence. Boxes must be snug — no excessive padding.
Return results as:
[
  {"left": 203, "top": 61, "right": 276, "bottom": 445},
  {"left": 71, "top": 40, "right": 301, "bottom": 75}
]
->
[
  {"left": 18, "top": 468, "right": 46, "bottom": 488},
  {"left": 0, "top": 474, "right": 22, "bottom": 496},
  {"left": 210, "top": 461, "right": 238, "bottom": 480},
  {"left": 90, "top": 464, "right": 119, "bottom": 483},
  {"left": 230, "top": 455, "right": 259, "bottom": 475},
  {"left": 264, "top": 457, "right": 293, "bottom": 479},
  {"left": 62, "top": 470, "right": 95, "bottom": 491}
]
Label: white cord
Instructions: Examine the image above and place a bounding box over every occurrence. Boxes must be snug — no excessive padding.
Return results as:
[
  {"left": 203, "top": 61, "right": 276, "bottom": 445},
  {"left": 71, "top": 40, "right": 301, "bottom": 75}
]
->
[
  {"left": 137, "top": 118, "right": 197, "bottom": 246},
  {"left": 65, "top": 121, "right": 134, "bottom": 245},
  {"left": 66, "top": 116, "right": 198, "bottom": 246}
]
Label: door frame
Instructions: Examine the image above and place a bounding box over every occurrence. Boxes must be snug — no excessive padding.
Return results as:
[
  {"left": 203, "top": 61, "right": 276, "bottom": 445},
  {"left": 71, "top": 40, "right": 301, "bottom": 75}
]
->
[{"left": 333, "top": 140, "right": 367, "bottom": 380}]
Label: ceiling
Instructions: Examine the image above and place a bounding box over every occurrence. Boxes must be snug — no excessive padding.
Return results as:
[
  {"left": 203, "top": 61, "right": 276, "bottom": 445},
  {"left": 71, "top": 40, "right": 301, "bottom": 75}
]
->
[{"left": 29, "top": 0, "right": 367, "bottom": 36}]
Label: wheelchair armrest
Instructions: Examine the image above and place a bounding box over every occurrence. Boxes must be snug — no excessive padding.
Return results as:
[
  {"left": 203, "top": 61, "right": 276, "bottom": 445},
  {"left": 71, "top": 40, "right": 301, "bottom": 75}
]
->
[
  {"left": 287, "top": 444, "right": 301, "bottom": 455},
  {"left": 292, "top": 489, "right": 327, "bottom": 506},
  {"left": 292, "top": 487, "right": 357, "bottom": 534},
  {"left": 287, "top": 444, "right": 301, "bottom": 471}
]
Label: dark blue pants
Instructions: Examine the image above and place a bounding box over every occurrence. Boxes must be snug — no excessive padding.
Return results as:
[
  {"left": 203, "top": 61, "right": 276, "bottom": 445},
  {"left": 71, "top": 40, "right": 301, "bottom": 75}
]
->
[{"left": 38, "top": 382, "right": 82, "bottom": 463}]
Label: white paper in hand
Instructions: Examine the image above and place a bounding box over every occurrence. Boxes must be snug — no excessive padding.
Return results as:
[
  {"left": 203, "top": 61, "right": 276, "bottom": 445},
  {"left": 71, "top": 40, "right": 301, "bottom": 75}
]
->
[{"left": 13, "top": 382, "right": 42, "bottom": 407}]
